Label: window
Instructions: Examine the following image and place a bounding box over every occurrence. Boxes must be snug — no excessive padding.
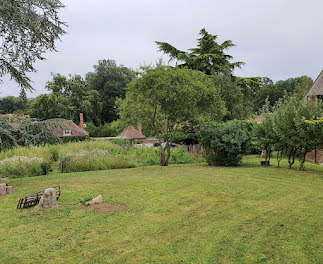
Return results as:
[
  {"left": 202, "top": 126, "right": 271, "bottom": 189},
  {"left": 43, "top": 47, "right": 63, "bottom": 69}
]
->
[{"left": 63, "top": 130, "right": 72, "bottom": 136}]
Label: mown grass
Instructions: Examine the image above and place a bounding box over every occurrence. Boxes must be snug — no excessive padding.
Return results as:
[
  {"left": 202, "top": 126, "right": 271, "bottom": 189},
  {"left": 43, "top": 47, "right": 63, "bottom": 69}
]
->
[{"left": 0, "top": 156, "right": 322, "bottom": 263}]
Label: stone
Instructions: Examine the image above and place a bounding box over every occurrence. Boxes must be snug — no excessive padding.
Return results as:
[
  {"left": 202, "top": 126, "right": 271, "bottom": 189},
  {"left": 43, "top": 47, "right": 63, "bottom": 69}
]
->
[
  {"left": 6, "top": 186, "right": 14, "bottom": 195},
  {"left": 37, "top": 188, "right": 58, "bottom": 209},
  {"left": 88, "top": 195, "right": 103, "bottom": 205},
  {"left": 0, "top": 184, "right": 7, "bottom": 197}
]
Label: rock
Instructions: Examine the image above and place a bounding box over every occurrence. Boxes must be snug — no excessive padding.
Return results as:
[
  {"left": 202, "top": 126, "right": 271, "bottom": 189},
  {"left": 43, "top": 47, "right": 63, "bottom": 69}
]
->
[
  {"left": 37, "top": 188, "right": 58, "bottom": 209},
  {"left": 6, "top": 186, "right": 14, "bottom": 195},
  {"left": 0, "top": 184, "right": 7, "bottom": 197},
  {"left": 88, "top": 195, "right": 103, "bottom": 205}
]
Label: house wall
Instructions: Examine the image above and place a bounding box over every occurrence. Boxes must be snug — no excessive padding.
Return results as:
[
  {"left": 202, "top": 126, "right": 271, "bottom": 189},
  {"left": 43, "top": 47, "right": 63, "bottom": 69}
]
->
[{"left": 306, "top": 149, "right": 323, "bottom": 165}]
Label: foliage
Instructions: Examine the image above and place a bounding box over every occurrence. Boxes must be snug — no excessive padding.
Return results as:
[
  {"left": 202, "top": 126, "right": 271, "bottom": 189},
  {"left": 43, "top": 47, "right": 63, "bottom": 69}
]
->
[
  {"left": 255, "top": 97, "right": 323, "bottom": 169},
  {"left": 86, "top": 59, "right": 136, "bottom": 123},
  {"left": 0, "top": 140, "right": 203, "bottom": 177},
  {"left": 200, "top": 120, "right": 252, "bottom": 166},
  {"left": 0, "top": 117, "right": 65, "bottom": 152},
  {"left": 156, "top": 28, "right": 244, "bottom": 76},
  {"left": 118, "top": 66, "right": 225, "bottom": 166},
  {"left": 0, "top": 0, "right": 66, "bottom": 90},
  {"left": 49, "top": 146, "right": 59, "bottom": 161},
  {"left": 41, "top": 161, "right": 52, "bottom": 175},
  {"left": 30, "top": 74, "right": 103, "bottom": 125},
  {"left": 85, "top": 121, "right": 123, "bottom": 137},
  {"left": 253, "top": 76, "right": 313, "bottom": 110},
  {"left": 0, "top": 156, "right": 43, "bottom": 178},
  {"left": 0, "top": 96, "right": 27, "bottom": 113}
]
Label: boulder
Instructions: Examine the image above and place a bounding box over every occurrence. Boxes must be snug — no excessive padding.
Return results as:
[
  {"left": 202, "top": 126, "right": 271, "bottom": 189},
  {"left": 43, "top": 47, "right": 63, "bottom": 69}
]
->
[
  {"left": 6, "top": 186, "right": 14, "bottom": 195},
  {"left": 88, "top": 195, "right": 103, "bottom": 205},
  {"left": 37, "top": 188, "right": 58, "bottom": 209},
  {"left": 0, "top": 184, "right": 7, "bottom": 197}
]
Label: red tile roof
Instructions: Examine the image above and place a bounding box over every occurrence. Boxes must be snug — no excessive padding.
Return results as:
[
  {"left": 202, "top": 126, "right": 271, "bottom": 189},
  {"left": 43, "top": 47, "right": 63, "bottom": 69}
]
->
[
  {"left": 117, "top": 126, "right": 146, "bottom": 139},
  {"left": 10, "top": 120, "right": 88, "bottom": 137}
]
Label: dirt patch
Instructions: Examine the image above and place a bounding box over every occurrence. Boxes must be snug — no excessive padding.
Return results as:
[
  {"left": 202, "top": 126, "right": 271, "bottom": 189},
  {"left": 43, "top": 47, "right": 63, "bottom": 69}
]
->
[{"left": 82, "top": 203, "right": 127, "bottom": 213}]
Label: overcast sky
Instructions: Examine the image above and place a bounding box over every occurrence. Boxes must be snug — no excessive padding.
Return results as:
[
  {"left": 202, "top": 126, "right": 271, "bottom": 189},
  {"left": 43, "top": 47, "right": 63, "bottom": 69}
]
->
[{"left": 1, "top": 0, "right": 323, "bottom": 97}]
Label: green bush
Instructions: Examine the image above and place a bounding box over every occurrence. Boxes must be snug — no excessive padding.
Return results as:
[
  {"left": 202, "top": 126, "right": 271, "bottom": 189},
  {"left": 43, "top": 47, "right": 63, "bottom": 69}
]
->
[
  {"left": 49, "top": 146, "right": 59, "bottom": 161},
  {"left": 200, "top": 120, "right": 252, "bottom": 166},
  {"left": 41, "top": 161, "right": 52, "bottom": 175},
  {"left": 0, "top": 156, "right": 44, "bottom": 178}
]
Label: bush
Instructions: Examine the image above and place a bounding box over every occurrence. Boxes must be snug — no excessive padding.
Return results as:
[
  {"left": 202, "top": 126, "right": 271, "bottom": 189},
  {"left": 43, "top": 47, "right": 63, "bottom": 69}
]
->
[
  {"left": 200, "top": 120, "right": 252, "bottom": 166},
  {"left": 41, "top": 161, "right": 52, "bottom": 175},
  {"left": 0, "top": 156, "right": 44, "bottom": 178},
  {"left": 49, "top": 146, "right": 59, "bottom": 161}
]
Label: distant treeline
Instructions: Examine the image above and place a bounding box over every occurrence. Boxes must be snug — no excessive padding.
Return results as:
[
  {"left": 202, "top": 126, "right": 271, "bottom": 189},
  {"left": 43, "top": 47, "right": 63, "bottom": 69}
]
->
[{"left": 1, "top": 59, "right": 313, "bottom": 126}]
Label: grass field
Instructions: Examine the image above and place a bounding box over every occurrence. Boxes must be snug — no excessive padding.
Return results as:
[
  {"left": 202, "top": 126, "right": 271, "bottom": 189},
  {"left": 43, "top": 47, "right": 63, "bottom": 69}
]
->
[{"left": 0, "top": 156, "right": 322, "bottom": 264}]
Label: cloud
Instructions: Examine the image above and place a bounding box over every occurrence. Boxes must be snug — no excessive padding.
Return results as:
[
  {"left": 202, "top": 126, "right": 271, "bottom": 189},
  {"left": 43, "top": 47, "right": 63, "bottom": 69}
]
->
[{"left": 1, "top": 0, "right": 322, "bottom": 97}]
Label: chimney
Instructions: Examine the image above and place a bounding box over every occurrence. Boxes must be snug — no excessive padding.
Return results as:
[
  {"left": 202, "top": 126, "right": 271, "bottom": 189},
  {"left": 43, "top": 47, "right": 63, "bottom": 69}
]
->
[
  {"left": 80, "top": 113, "right": 84, "bottom": 129},
  {"left": 137, "top": 123, "right": 142, "bottom": 134}
]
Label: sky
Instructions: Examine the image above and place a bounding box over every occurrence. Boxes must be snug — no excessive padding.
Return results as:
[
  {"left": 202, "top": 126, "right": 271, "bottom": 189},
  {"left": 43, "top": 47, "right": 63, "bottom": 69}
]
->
[{"left": 1, "top": 0, "right": 323, "bottom": 97}]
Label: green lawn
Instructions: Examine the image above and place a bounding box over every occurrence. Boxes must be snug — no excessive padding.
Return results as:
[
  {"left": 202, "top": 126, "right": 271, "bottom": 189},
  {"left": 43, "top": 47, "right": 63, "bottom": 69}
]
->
[{"left": 0, "top": 156, "right": 322, "bottom": 264}]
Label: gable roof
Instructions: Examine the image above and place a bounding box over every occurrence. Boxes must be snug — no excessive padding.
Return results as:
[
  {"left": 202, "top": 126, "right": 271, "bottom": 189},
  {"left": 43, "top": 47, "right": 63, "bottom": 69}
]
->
[
  {"left": 117, "top": 126, "right": 146, "bottom": 139},
  {"left": 54, "top": 120, "right": 89, "bottom": 137},
  {"left": 306, "top": 70, "right": 323, "bottom": 97},
  {"left": 10, "top": 120, "right": 89, "bottom": 137}
]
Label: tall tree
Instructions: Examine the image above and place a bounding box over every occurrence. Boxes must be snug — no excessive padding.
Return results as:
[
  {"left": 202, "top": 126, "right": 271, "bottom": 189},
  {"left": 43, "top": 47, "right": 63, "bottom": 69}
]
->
[
  {"left": 0, "top": 0, "right": 66, "bottom": 90},
  {"left": 86, "top": 60, "right": 136, "bottom": 123},
  {"left": 30, "top": 74, "right": 102, "bottom": 125},
  {"left": 156, "top": 28, "right": 244, "bottom": 76},
  {"left": 118, "top": 66, "right": 226, "bottom": 166}
]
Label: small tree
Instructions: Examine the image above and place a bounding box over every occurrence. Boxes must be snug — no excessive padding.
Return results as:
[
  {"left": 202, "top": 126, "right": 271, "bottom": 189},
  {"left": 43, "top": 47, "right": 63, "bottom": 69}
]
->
[
  {"left": 256, "top": 97, "right": 323, "bottom": 169},
  {"left": 118, "top": 66, "right": 226, "bottom": 166},
  {"left": 200, "top": 120, "right": 252, "bottom": 166}
]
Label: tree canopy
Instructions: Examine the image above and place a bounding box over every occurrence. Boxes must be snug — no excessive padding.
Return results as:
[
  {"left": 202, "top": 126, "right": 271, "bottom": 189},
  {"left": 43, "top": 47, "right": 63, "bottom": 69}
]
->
[
  {"left": 30, "top": 74, "right": 102, "bottom": 125},
  {"left": 0, "top": 0, "right": 66, "bottom": 90},
  {"left": 156, "top": 28, "right": 244, "bottom": 76},
  {"left": 118, "top": 66, "right": 226, "bottom": 166},
  {"left": 86, "top": 59, "right": 136, "bottom": 124}
]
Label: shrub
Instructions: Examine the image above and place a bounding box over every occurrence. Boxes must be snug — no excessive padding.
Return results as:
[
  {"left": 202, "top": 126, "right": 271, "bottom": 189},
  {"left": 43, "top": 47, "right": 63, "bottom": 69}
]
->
[
  {"left": 41, "top": 161, "right": 52, "bottom": 175},
  {"left": 49, "top": 146, "right": 59, "bottom": 161},
  {"left": 0, "top": 156, "right": 44, "bottom": 178},
  {"left": 200, "top": 120, "right": 252, "bottom": 166}
]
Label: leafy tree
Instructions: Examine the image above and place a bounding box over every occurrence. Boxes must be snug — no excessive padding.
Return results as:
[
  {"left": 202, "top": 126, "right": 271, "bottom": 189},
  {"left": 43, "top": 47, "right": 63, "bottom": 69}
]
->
[
  {"left": 200, "top": 120, "right": 252, "bottom": 166},
  {"left": 156, "top": 28, "right": 244, "bottom": 76},
  {"left": 256, "top": 97, "right": 323, "bottom": 169},
  {"left": 0, "top": 117, "right": 63, "bottom": 151},
  {"left": 0, "top": 96, "right": 26, "bottom": 113},
  {"left": 0, "top": 0, "right": 66, "bottom": 90},
  {"left": 86, "top": 59, "right": 136, "bottom": 123},
  {"left": 118, "top": 66, "right": 226, "bottom": 166},
  {"left": 30, "top": 74, "right": 102, "bottom": 124}
]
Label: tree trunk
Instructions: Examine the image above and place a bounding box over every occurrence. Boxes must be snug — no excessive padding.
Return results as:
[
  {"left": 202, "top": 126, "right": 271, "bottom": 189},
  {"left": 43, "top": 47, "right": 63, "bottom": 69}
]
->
[
  {"left": 288, "top": 149, "right": 296, "bottom": 169},
  {"left": 277, "top": 150, "right": 282, "bottom": 168},
  {"left": 299, "top": 149, "right": 307, "bottom": 171},
  {"left": 159, "top": 144, "right": 170, "bottom": 166}
]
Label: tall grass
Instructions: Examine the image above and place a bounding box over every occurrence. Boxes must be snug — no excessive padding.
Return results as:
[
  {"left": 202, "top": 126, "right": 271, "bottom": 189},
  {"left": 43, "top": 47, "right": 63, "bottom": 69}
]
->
[
  {"left": 0, "top": 156, "right": 44, "bottom": 178},
  {"left": 0, "top": 140, "right": 204, "bottom": 177}
]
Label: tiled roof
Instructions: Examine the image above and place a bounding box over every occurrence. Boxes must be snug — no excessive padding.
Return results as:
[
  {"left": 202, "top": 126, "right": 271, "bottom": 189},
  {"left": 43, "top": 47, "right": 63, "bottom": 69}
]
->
[
  {"left": 117, "top": 126, "right": 146, "bottom": 139},
  {"left": 10, "top": 120, "right": 88, "bottom": 137}
]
